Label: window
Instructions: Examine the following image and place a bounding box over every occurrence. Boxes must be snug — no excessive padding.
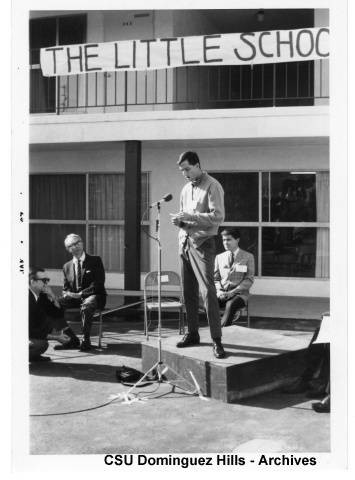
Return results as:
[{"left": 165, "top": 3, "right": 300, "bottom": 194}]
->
[
  {"left": 262, "top": 227, "right": 317, "bottom": 277},
  {"left": 30, "top": 14, "right": 86, "bottom": 113},
  {"left": 262, "top": 172, "right": 319, "bottom": 222},
  {"left": 30, "top": 173, "right": 150, "bottom": 272},
  {"left": 213, "top": 172, "right": 258, "bottom": 221},
  {"left": 212, "top": 170, "right": 329, "bottom": 279},
  {"left": 30, "top": 174, "right": 86, "bottom": 219}
]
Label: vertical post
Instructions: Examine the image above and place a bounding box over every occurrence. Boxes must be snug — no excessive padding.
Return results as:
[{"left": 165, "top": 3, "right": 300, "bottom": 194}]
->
[
  {"left": 259, "top": 172, "right": 263, "bottom": 278},
  {"left": 272, "top": 63, "right": 276, "bottom": 106},
  {"left": 85, "top": 73, "right": 88, "bottom": 111},
  {"left": 56, "top": 76, "right": 60, "bottom": 115},
  {"left": 157, "top": 203, "right": 162, "bottom": 364},
  {"left": 124, "top": 71, "right": 128, "bottom": 112},
  {"left": 124, "top": 141, "right": 142, "bottom": 304}
]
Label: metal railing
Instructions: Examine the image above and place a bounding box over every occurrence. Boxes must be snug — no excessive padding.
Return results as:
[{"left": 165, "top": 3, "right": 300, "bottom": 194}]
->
[{"left": 30, "top": 59, "right": 329, "bottom": 114}]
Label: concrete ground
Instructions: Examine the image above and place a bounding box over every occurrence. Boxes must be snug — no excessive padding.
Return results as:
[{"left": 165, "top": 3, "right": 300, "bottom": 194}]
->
[{"left": 29, "top": 317, "right": 330, "bottom": 455}]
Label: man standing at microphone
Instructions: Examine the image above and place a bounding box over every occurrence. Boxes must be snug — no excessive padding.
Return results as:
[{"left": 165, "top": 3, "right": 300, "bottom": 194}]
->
[{"left": 170, "top": 151, "right": 226, "bottom": 358}]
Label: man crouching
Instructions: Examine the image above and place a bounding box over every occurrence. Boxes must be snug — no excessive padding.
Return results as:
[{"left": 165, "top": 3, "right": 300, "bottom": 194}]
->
[{"left": 29, "top": 267, "right": 80, "bottom": 362}]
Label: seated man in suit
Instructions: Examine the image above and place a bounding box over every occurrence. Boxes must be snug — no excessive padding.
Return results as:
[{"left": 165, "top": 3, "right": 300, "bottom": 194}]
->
[
  {"left": 214, "top": 228, "right": 254, "bottom": 327},
  {"left": 60, "top": 233, "right": 107, "bottom": 351},
  {"left": 29, "top": 267, "right": 80, "bottom": 362}
]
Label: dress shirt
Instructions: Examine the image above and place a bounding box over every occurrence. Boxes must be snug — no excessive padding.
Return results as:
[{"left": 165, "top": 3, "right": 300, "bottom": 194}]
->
[
  {"left": 178, "top": 171, "right": 225, "bottom": 248},
  {"left": 29, "top": 288, "right": 38, "bottom": 302}
]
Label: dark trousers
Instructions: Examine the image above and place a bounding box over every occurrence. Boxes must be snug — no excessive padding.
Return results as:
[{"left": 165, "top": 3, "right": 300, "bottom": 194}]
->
[
  {"left": 219, "top": 295, "right": 246, "bottom": 327},
  {"left": 29, "top": 339, "right": 49, "bottom": 360},
  {"left": 180, "top": 237, "right": 222, "bottom": 340},
  {"left": 60, "top": 295, "right": 100, "bottom": 340},
  {"left": 303, "top": 342, "right": 330, "bottom": 384}
]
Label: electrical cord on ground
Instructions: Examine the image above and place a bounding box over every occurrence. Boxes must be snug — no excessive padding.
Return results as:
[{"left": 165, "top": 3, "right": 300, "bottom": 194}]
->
[
  {"left": 30, "top": 364, "right": 145, "bottom": 416},
  {"left": 30, "top": 381, "right": 191, "bottom": 416},
  {"left": 30, "top": 396, "right": 121, "bottom": 417}
]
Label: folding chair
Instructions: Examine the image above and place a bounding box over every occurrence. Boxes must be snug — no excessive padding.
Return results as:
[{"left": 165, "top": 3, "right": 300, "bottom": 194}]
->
[
  {"left": 65, "top": 307, "right": 105, "bottom": 347},
  {"left": 239, "top": 298, "right": 251, "bottom": 328},
  {"left": 220, "top": 296, "right": 251, "bottom": 328},
  {"left": 143, "top": 271, "right": 185, "bottom": 339}
]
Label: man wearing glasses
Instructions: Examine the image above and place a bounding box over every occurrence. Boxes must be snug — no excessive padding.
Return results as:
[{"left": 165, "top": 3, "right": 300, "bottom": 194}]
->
[
  {"left": 60, "top": 233, "right": 107, "bottom": 351},
  {"left": 29, "top": 267, "right": 80, "bottom": 362}
]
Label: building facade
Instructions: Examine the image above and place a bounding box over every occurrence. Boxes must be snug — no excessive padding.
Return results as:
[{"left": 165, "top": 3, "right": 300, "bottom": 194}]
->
[{"left": 29, "top": 9, "right": 330, "bottom": 297}]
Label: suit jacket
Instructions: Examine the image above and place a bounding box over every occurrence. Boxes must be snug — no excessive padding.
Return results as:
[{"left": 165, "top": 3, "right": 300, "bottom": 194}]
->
[
  {"left": 214, "top": 248, "right": 255, "bottom": 302},
  {"left": 29, "top": 290, "right": 64, "bottom": 339},
  {"left": 63, "top": 253, "right": 107, "bottom": 307}
]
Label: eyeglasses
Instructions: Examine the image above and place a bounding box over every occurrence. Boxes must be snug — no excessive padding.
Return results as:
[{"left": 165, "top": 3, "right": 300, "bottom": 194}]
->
[
  {"left": 35, "top": 278, "right": 50, "bottom": 284},
  {"left": 66, "top": 240, "right": 82, "bottom": 249}
]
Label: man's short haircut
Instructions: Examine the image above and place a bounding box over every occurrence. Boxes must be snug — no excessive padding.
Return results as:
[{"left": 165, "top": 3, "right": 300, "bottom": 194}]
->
[
  {"left": 64, "top": 233, "right": 83, "bottom": 247},
  {"left": 221, "top": 228, "right": 241, "bottom": 240},
  {"left": 177, "top": 151, "right": 200, "bottom": 166},
  {"left": 29, "top": 266, "right": 45, "bottom": 282}
]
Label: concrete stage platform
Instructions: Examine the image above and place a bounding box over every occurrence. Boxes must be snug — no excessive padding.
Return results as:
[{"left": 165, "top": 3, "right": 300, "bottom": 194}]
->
[{"left": 142, "top": 326, "right": 313, "bottom": 403}]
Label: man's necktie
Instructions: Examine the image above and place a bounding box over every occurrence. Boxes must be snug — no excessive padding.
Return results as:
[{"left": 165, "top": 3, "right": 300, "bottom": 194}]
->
[
  {"left": 229, "top": 252, "right": 234, "bottom": 268},
  {"left": 76, "top": 261, "right": 82, "bottom": 291}
]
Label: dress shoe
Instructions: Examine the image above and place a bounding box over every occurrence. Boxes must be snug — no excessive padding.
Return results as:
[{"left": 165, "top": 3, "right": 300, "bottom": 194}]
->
[
  {"left": 231, "top": 310, "right": 241, "bottom": 325},
  {"left": 176, "top": 332, "right": 200, "bottom": 348},
  {"left": 312, "top": 394, "right": 330, "bottom": 413},
  {"left": 212, "top": 339, "right": 226, "bottom": 359},
  {"left": 80, "top": 340, "right": 92, "bottom": 352},
  {"left": 54, "top": 339, "right": 81, "bottom": 350},
  {"left": 31, "top": 355, "right": 51, "bottom": 362}
]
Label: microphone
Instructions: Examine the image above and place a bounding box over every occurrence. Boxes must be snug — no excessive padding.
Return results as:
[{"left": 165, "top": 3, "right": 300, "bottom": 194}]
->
[{"left": 149, "top": 193, "right": 173, "bottom": 208}]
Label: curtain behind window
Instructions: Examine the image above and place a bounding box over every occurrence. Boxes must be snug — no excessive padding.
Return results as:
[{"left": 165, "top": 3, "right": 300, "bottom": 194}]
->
[
  {"left": 89, "top": 225, "right": 150, "bottom": 273},
  {"left": 30, "top": 174, "right": 86, "bottom": 220},
  {"left": 89, "top": 174, "right": 125, "bottom": 220},
  {"left": 89, "top": 225, "right": 124, "bottom": 272},
  {"left": 88, "top": 173, "right": 150, "bottom": 272}
]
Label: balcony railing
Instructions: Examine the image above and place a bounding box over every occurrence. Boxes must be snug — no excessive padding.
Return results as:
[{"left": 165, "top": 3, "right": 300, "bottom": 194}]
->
[{"left": 30, "top": 59, "right": 329, "bottom": 114}]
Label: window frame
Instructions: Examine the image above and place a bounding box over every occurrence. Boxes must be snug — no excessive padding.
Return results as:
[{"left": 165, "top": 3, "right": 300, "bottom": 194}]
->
[
  {"left": 29, "top": 171, "right": 150, "bottom": 273},
  {"left": 211, "top": 169, "right": 330, "bottom": 279}
]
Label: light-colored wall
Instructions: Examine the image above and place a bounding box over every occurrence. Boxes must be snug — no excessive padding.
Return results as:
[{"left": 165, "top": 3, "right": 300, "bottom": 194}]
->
[
  {"left": 30, "top": 140, "right": 329, "bottom": 297},
  {"left": 172, "top": 10, "right": 216, "bottom": 37},
  {"left": 30, "top": 106, "right": 330, "bottom": 144},
  {"left": 30, "top": 11, "right": 85, "bottom": 19},
  {"left": 314, "top": 9, "right": 330, "bottom": 105},
  {"left": 314, "top": 9, "right": 329, "bottom": 27}
]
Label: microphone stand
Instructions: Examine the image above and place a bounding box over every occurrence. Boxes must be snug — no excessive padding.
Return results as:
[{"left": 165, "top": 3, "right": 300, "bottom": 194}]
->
[{"left": 115, "top": 202, "right": 206, "bottom": 403}]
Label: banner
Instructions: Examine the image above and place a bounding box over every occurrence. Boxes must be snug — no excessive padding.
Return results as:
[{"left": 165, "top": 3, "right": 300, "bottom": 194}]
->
[{"left": 40, "top": 27, "right": 329, "bottom": 77}]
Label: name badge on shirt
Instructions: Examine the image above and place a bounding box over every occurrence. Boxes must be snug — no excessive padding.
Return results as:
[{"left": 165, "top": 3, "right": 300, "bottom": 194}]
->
[{"left": 235, "top": 264, "right": 247, "bottom": 273}]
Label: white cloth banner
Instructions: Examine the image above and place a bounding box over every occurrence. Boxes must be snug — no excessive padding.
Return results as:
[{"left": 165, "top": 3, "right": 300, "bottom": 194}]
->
[{"left": 40, "top": 27, "right": 329, "bottom": 77}]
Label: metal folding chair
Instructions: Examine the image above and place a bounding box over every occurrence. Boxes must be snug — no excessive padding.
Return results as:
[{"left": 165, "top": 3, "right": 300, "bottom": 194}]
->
[
  {"left": 220, "top": 295, "right": 251, "bottom": 328},
  {"left": 143, "top": 270, "right": 185, "bottom": 339},
  {"left": 64, "top": 307, "right": 105, "bottom": 347}
]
